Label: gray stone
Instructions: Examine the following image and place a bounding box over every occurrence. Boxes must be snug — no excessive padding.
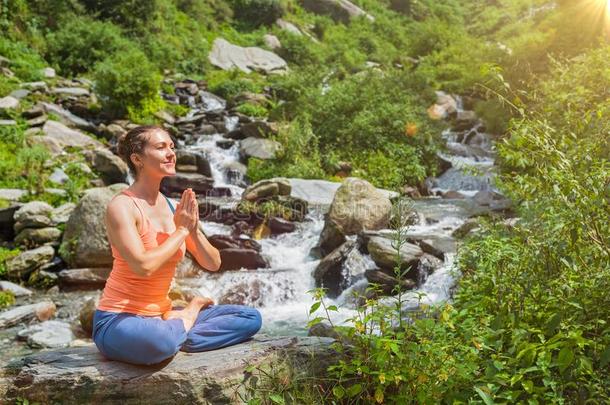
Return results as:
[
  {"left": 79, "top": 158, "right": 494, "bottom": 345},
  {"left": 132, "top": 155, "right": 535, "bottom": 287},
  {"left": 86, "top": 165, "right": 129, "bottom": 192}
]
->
[
  {"left": 59, "top": 184, "right": 128, "bottom": 268},
  {"left": 242, "top": 178, "right": 291, "bottom": 201},
  {"left": 83, "top": 148, "right": 129, "bottom": 185},
  {"left": 17, "top": 320, "right": 74, "bottom": 348},
  {"left": 300, "top": 0, "right": 374, "bottom": 23},
  {"left": 26, "top": 114, "right": 47, "bottom": 127},
  {"left": 42, "top": 120, "right": 104, "bottom": 150},
  {"left": 161, "top": 172, "right": 214, "bottom": 195},
  {"left": 29, "top": 135, "right": 64, "bottom": 157},
  {"left": 364, "top": 268, "right": 416, "bottom": 295},
  {"left": 327, "top": 177, "right": 392, "bottom": 235},
  {"left": 5, "top": 245, "right": 55, "bottom": 279},
  {"left": 51, "top": 87, "right": 89, "bottom": 97},
  {"left": 50, "top": 202, "right": 76, "bottom": 225},
  {"left": 318, "top": 217, "right": 346, "bottom": 257},
  {"left": 0, "top": 119, "right": 16, "bottom": 126},
  {"left": 49, "top": 167, "right": 69, "bottom": 185},
  {"left": 240, "top": 120, "right": 279, "bottom": 138},
  {"left": 288, "top": 178, "right": 398, "bottom": 207},
  {"left": 14, "top": 227, "right": 62, "bottom": 248},
  {"left": 8, "top": 89, "right": 29, "bottom": 99},
  {"left": 219, "top": 248, "right": 269, "bottom": 271},
  {"left": 0, "top": 335, "right": 337, "bottom": 404},
  {"left": 0, "top": 281, "right": 32, "bottom": 297},
  {"left": 367, "top": 235, "right": 424, "bottom": 272},
  {"left": 199, "top": 91, "right": 226, "bottom": 113},
  {"left": 240, "top": 137, "right": 282, "bottom": 159},
  {"left": 0, "top": 96, "right": 19, "bottom": 110},
  {"left": 13, "top": 201, "right": 54, "bottom": 232},
  {"left": 20, "top": 81, "right": 47, "bottom": 90},
  {"left": 41, "top": 67, "right": 56, "bottom": 78},
  {"left": 263, "top": 34, "right": 282, "bottom": 50},
  {"left": 209, "top": 37, "right": 288, "bottom": 74},
  {"left": 313, "top": 240, "right": 356, "bottom": 298},
  {"left": 0, "top": 189, "right": 27, "bottom": 202},
  {"left": 58, "top": 268, "right": 112, "bottom": 290},
  {"left": 0, "top": 301, "right": 56, "bottom": 329},
  {"left": 276, "top": 18, "right": 302, "bottom": 35},
  {"left": 41, "top": 102, "right": 96, "bottom": 132}
]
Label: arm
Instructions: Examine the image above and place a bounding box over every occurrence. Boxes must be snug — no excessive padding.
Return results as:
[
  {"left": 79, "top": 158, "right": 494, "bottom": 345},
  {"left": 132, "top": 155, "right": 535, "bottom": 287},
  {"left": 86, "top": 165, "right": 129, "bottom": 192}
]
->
[
  {"left": 169, "top": 197, "right": 221, "bottom": 271},
  {"left": 105, "top": 196, "right": 190, "bottom": 277}
]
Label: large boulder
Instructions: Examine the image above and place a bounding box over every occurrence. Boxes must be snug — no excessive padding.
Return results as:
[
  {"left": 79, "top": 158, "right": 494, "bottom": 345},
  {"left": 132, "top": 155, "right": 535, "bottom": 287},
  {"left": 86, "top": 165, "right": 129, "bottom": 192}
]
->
[
  {"left": 0, "top": 301, "right": 56, "bottom": 329},
  {"left": 299, "top": 0, "right": 375, "bottom": 23},
  {"left": 0, "top": 336, "right": 337, "bottom": 404},
  {"left": 5, "top": 245, "right": 55, "bottom": 280},
  {"left": 313, "top": 239, "right": 357, "bottom": 298},
  {"left": 240, "top": 137, "right": 282, "bottom": 160},
  {"left": 327, "top": 177, "right": 392, "bottom": 235},
  {"left": 42, "top": 120, "right": 104, "bottom": 150},
  {"left": 13, "top": 201, "right": 54, "bottom": 233},
  {"left": 40, "top": 102, "right": 97, "bottom": 132},
  {"left": 161, "top": 172, "right": 214, "bottom": 196},
  {"left": 242, "top": 178, "right": 291, "bottom": 201},
  {"left": 59, "top": 184, "right": 127, "bottom": 268},
  {"left": 16, "top": 320, "right": 75, "bottom": 349},
  {"left": 14, "top": 227, "right": 62, "bottom": 248},
  {"left": 209, "top": 38, "right": 288, "bottom": 74},
  {"left": 366, "top": 235, "right": 424, "bottom": 273},
  {"left": 0, "top": 96, "right": 19, "bottom": 111},
  {"left": 219, "top": 248, "right": 269, "bottom": 271},
  {"left": 83, "top": 148, "right": 129, "bottom": 185},
  {"left": 58, "top": 268, "right": 112, "bottom": 291}
]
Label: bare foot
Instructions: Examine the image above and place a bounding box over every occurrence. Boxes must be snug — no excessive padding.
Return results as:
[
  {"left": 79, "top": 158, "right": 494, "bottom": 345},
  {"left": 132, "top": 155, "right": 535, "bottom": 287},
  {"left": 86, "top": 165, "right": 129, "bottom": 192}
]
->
[{"left": 162, "top": 296, "right": 213, "bottom": 332}]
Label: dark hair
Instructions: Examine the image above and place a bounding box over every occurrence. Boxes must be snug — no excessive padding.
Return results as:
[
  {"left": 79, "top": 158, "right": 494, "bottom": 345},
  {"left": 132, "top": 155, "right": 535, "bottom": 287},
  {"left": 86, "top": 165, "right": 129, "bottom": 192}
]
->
[{"left": 117, "top": 125, "right": 174, "bottom": 178}]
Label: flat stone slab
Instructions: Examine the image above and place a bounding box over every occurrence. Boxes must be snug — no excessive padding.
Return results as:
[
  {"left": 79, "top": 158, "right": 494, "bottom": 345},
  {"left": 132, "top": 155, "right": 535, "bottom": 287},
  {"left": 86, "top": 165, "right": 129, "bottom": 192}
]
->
[{"left": 1, "top": 335, "right": 336, "bottom": 404}]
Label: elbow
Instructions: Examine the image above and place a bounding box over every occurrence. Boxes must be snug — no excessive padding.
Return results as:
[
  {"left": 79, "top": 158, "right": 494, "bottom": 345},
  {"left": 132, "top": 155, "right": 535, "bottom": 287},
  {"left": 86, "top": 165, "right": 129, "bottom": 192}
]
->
[
  {"left": 208, "top": 249, "right": 222, "bottom": 272},
  {"left": 134, "top": 258, "right": 157, "bottom": 277}
]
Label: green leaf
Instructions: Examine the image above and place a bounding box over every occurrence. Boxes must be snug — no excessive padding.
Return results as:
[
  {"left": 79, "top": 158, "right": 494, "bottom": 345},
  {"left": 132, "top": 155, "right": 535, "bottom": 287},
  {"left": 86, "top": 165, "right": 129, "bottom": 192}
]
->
[
  {"left": 557, "top": 347, "right": 574, "bottom": 372},
  {"left": 269, "top": 394, "right": 285, "bottom": 404},
  {"left": 600, "top": 345, "right": 610, "bottom": 367},
  {"left": 333, "top": 385, "right": 345, "bottom": 399},
  {"left": 347, "top": 383, "right": 362, "bottom": 397},
  {"left": 474, "top": 386, "right": 495, "bottom": 405},
  {"left": 309, "top": 301, "right": 321, "bottom": 315}
]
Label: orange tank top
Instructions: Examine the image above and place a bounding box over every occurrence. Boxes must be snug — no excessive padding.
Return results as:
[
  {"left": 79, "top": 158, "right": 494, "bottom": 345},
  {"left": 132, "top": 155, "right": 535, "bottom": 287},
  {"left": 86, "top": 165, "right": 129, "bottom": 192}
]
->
[{"left": 97, "top": 189, "right": 186, "bottom": 317}]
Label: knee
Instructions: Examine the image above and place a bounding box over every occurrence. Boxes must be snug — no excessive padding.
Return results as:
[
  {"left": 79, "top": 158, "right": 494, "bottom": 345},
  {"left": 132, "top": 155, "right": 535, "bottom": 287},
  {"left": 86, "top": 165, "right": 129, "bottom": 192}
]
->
[
  {"left": 139, "top": 334, "right": 181, "bottom": 365},
  {"left": 244, "top": 307, "right": 262, "bottom": 336}
]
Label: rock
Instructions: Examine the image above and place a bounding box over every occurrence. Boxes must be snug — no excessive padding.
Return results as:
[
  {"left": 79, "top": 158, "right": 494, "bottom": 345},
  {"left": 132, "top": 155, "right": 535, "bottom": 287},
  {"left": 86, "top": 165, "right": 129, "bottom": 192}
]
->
[
  {"left": 38, "top": 256, "right": 66, "bottom": 273},
  {"left": 233, "top": 92, "right": 270, "bottom": 107},
  {"left": 154, "top": 110, "right": 175, "bottom": 124},
  {"left": 299, "top": 0, "right": 375, "bottom": 23},
  {"left": 59, "top": 184, "right": 128, "bottom": 268},
  {"left": 199, "top": 91, "right": 227, "bottom": 113},
  {"left": 79, "top": 296, "right": 99, "bottom": 336},
  {"left": 0, "top": 281, "right": 32, "bottom": 297},
  {"left": 161, "top": 173, "right": 214, "bottom": 196},
  {"left": 51, "top": 87, "right": 90, "bottom": 97},
  {"left": 219, "top": 280, "right": 265, "bottom": 306},
  {"left": 41, "top": 67, "right": 55, "bottom": 78},
  {"left": 0, "top": 204, "right": 20, "bottom": 240},
  {"left": 41, "top": 102, "right": 96, "bottom": 132},
  {"left": 240, "top": 137, "right": 282, "bottom": 159},
  {"left": 83, "top": 148, "right": 129, "bottom": 185},
  {"left": 453, "top": 110, "right": 478, "bottom": 130},
  {"left": 364, "top": 269, "right": 416, "bottom": 295},
  {"left": 0, "top": 96, "right": 19, "bottom": 111},
  {"left": 209, "top": 37, "right": 288, "bottom": 74},
  {"left": 367, "top": 235, "right": 424, "bottom": 272},
  {"left": 263, "top": 34, "right": 282, "bottom": 50},
  {"left": 17, "top": 320, "right": 74, "bottom": 348},
  {"left": 42, "top": 120, "right": 104, "bottom": 150},
  {"left": 268, "top": 217, "right": 296, "bottom": 235},
  {"left": 0, "top": 119, "right": 16, "bottom": 126},
  {"left": 9, "top": 89, "right": 29, "bottom": 99},
  {"left": 288, "top": 178, "right": 399, "bottom": 207},
  {"left": 14, "top": 227, "right": 62, "bottom": 248},
  {"left": 0, "top": 301, "right": 56, "bottom": 328},
  {"left": 328, "top": 177, "right": 392, "bottom": 235},
  {"left": 29, "top": 135, "right": 64, "bottom": 156},
  {"left": 102, "top": 123, "right": 126, "bottom": 140},
  {"left": 276, "top": 18, "right": 303, "bottom": 35},
  {"left": 13, "top": 201, "right": 55, "bottom": 233},
  {"left": 50, "top": 202, "right": 76, "bottom": 225},
  {"left": 427, "top": 92, "right": 458, "bottom": 120},
  {"left": 451, "top": 218, "right": 480, "bottom": 239},
  {"left": 308, "top": 322, "right": 341, "bottom": 340},
  {"left": 49, "top": 167, "right": 69, "bottom": 185},
  {"left": 219, "top": 248, "right": 269, "bottom": 271},
  {"left": 27, "top": 269, "right": 59, "bottom": 288},
  {"left": 240, "top": 121, "right": 279, "bottom": 138},
  {"left": 317, "top": 218, "right": 346, "bottom": 257},
  {"left": 0, "top": 189, "right": 27, "bottom": 202},
  {"left": 5, "top": 245, "right": 55, "bottom": 280},
  {"left": 20, "top": 81, "right": 47, "bottom": 90},
  {"left": 175, "top": 150, "right": 213, "bottom": 177},
  {"left": 313, "top": 240, "right": 356, "bottom": 298},
  {"left": 242, "top": 178, "right": 291, "bottom": 201},
  {"left": 26, "top": 114, "right": 47, "bottom": 127},
  {"left": 409, "top": 238, "right": 445, "bottom": 261},
  {"left": 0, "top": 335, "right": 337, "bottom": 404},
  {"left": 58, "top": 268, "right": 112, "bottom": 290}
]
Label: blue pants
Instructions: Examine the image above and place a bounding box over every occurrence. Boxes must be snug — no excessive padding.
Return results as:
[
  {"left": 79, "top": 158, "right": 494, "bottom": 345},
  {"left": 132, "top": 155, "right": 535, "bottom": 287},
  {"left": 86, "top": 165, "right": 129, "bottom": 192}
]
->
[{"left": 92, "top": 304, "right": 262, "bottom": 365}]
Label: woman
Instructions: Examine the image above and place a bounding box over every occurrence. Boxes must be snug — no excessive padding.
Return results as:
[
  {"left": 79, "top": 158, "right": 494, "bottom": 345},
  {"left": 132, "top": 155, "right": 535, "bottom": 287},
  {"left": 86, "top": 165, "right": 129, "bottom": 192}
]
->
[{"left": 92, "top": 125, "right": 262, "bottom": 365}]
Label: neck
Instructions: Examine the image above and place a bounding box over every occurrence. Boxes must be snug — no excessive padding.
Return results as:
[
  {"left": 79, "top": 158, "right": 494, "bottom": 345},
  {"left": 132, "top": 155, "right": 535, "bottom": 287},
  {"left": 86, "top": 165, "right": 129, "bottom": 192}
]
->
[{"left": 130, "top": 174, "right": 163, "bottom": 204}]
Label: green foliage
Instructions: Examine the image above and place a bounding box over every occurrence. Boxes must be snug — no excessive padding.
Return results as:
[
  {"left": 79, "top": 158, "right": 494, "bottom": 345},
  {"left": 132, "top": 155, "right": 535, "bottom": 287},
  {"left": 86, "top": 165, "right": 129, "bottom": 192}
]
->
[
  {"left": 351, "top": 144, "right": 426, "bottom": 189},
  {"left": 0, "top": 36, "right": 46, "bottom": 81},
  {"left": 0, "top": 290, "right": 15, "bottom": 308},
  {"left": 93, "top": 47, "right": 162, "bottom": 117},
  {"left": 235, "top": 102, "right": 268, "bottom": 118},
  {"left": 45, "top": 16, "right": 128, "bottom": 76},
  {"left": 79, "top": 0, "right": 157, "bottom": 30},
  {"left": 0, "top": 246, "right": 20, "bottom": 280},
  {"left": 206, "top": 69, "right": 266, "bottom": 101},
  {"left": 230, "top": 0, "right": 284, "bottom": 27}
]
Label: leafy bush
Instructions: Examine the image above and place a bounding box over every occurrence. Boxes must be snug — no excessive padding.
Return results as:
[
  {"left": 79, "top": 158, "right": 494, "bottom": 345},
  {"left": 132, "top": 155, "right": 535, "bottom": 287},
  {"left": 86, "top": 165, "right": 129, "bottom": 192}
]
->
[
  {"left": 0, "top": 291, "right": 15, "bottom": 308},
  {"left": 93, "top": 47, "right": 162, "bottom": 117},
  {"left": 45, "top": 16, "right": 128, "bottom": 76},
  {"left": 206, "top": 69, "right": 266, "bottom": 101},
  {"left": 0, "top": 247, "right": 20, "bottom": 280},
  {"left": 235, "top": 102, "right": 268, "bottom": 118},
  {"left": 0, "top": 37, "right": 46, "bottom": 81},
  {"left": 230, "top": 0, "right": 284, "bottom": 27}
]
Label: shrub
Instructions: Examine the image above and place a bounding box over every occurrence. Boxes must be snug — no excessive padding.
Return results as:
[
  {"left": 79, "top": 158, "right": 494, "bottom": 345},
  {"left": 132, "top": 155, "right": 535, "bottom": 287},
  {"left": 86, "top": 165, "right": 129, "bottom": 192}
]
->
[
  {"left": 93, "top": 47, "right": 162, "bottom": 117},
  {"left": 206, "top": 69, "right": 265, "bottom": 101},
  {"left": 230, "top": 0, "right": 284, "bottom": 27},
  {"left": 45, "top": 16, "right": 128, "bottom": 76},
  {"left": 0, "top": 37, "right": 46, "bottom": 81}
]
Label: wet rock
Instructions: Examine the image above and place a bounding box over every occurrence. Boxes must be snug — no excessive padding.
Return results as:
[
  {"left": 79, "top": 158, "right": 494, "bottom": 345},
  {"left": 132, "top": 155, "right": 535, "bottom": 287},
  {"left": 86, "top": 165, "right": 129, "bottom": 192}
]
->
[
  {"left": 416, "top": 253, "right": 443, "bottom": 283},
  {"left": 308, "top": 322, "right": 341, "bottom": 340},
  {"left": 451, "top": 218, "right": 480, "bottom": 239},
  {"left": 13, "top": 201, "right": 54, "bottom": 233},
  {"left": 240, "top": 137, "right": 282, "bottom": 159},
  {"left": 0, "top": 335, "right": 337, "bottom": 404},
  {"left": 409, "top": 238, "right": 445, "bottom": 261},
  {"left": 452, "top": 110, "right": 478, "bottom": 131},
  {"left": 14, "top": 227, "right": 62, "bottom": 248},
  {"left": 42, "top": 120, "right": 103, "bottom": 149},
  {"left": 17, "top": 320, "right": 74, "bottom": 348},
  {"left": 427, "top": 92, "right": 458, "bottom": 120},
  {"left": 175, "top": 150, "right": 213, "bottom": 177},
  {"left": 240, "top": 121, "right": 279, "bottom": 138},
  {"left": 317, "top": 218, "right": 346, "bottom": 257},
  {"left": 38, "top": 256, "right": 66, "bottom": 273},
  {"left": 219, "top": 280, "right": 265, "bottom": 305},
  {"left": 328, "top": 177, "right": 392, "bottom": 235},
  {"left": 364, "top": 269, "right": 416, "bottom": 295},
  {"left": 161, "top": 172, "right": 214, "bottom": 195},
  {"left": 199, "top": 91, "right": 226, "bottom": 113},
  {"left": 242, "top": 178, "right": 291, "bottom": 201},
  {"left": 83, "top": 148, "right": 129, "bottom": 185},
  {"left": 27, "top": 269, "right": 59, "bottom": 288},
  {"left": 209, "top": 37, "right": 288, "bottom": 74},
  {"left": 219, "top": 248, "right": 268, "bottom": 271},
  {"left": 300, "top": 0, "right": 375, "bottom": 23},
  {"left": 313, "top": 240, "right": 357, "bottom": 298},
  {"left": 58, "top": 268, "right": 112, "bottom": 291},
  {"left": 5, "top": 245, "right": 55, "bottom": 280},
  {"left": 59, "top": 184, "right": 127, "bottom": 268},
  {"left": 367, "top": 235, "right": 423, "bottom": 272},
  {"left": 0, "top": 300, "right": 56, "bottom": 328},
  {"left": 268, "top": 217, "right": 296, "bottom": 235},
  {"left": 0, "top": 281, "right": 32, "bottom": 297}
]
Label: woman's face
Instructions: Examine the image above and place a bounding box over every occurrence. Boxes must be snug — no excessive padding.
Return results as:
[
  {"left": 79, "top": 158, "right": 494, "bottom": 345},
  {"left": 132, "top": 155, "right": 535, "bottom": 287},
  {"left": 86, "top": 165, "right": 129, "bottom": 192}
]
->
[{"left": 133, "top": 129, "right": 176, "bottom": 178}]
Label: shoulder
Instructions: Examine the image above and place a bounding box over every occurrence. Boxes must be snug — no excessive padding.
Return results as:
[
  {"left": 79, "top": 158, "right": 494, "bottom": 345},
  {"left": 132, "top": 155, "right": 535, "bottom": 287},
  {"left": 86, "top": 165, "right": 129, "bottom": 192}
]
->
[{"left": 106, "top": 193, "right": 138, "bottom": 220}]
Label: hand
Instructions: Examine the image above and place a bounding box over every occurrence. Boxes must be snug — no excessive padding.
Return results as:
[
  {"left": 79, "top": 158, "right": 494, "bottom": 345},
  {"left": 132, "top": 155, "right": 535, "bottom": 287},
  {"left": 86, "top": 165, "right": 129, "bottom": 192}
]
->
[{"left": 173, "top": 188, "right": 199, "bottom": 235}]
